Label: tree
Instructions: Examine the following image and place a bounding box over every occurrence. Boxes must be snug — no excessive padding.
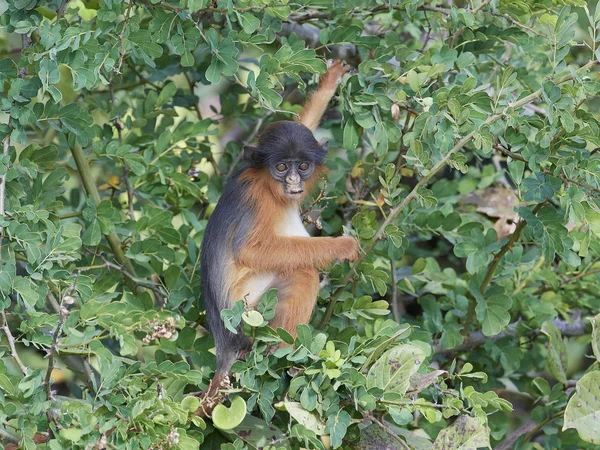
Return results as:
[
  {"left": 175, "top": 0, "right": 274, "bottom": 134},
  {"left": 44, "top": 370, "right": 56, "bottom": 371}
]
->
[{"left": 1, "top": 0, "right": 600, "bottom": 448}]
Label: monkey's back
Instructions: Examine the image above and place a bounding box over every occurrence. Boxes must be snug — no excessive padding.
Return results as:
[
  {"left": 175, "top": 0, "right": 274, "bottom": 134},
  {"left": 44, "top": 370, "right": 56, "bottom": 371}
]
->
[{"left": 200, "top": 172, "right": 255, "bottom": 371}]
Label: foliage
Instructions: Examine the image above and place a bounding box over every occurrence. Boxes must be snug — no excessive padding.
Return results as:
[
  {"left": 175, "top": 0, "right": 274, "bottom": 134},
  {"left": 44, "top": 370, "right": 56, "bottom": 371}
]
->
[{"left": 1, "top": 0, "right": 600, "bottom": 449}]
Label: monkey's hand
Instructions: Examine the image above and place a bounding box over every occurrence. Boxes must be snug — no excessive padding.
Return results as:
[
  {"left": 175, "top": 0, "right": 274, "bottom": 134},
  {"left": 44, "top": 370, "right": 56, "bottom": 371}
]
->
[
  {"left": 321, "top": 60, "right": 352, "bottom": 90},
  {"left": 336, "top": 236, "right": 360, "bottom": 262}
]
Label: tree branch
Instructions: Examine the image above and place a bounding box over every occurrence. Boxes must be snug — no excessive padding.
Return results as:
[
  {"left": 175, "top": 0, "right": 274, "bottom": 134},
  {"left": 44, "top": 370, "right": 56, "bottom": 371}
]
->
[
  {"left": 85, "top": 248, "right": 166, "bottom": 301},
  {"left": 44, "top": 280, "right": 77, "bottom": 401},
  {"left": 365, "top": 415, "right": 410, "bottom": 450},
  {"left": 1, "top": 312, "right": 28, "bottom": 376},
  {"left": 69, "top": 140, "right": 140, "bottom": 294},
  {"left": 317, "top": 59, "right": 599, "bottom": 329},
  {"left": 462, "top": 202, "right": 544, "bottom": 333},
  {"left": 434, "top": 317, "right": 589, "bottom": 356},
  {"left": 0, "top": 427, "right": 19, "bottom": 444}
]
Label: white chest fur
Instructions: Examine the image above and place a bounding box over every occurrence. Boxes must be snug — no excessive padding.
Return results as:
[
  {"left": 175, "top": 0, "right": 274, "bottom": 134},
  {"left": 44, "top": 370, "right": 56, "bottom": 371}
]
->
[
  {"left": 236, "top": 207, "right": 308, "bottom": 307},
  {"left": 276, "top": 205, "right": 309, "bottom": 237}
]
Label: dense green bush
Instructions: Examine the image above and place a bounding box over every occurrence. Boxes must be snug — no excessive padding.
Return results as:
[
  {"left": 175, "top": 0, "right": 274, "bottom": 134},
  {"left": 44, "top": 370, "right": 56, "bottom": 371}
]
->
[{"left": 1, "top": 0, "right": 600, "bottom": 448}]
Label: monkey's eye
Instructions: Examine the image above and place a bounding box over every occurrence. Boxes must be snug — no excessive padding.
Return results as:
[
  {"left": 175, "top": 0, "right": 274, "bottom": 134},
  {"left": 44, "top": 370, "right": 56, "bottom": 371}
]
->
[
  {"left": 275, "top": 163, "right": 288, "bottom": 172},
  {"left": 298, "top": 162, "right": 310, "bottom": 171}
]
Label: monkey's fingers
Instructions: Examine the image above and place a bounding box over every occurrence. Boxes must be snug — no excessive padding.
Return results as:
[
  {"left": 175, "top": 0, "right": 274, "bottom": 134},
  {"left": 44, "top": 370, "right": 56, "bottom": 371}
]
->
[{"left": 322, "top": 59, "right": 353, "bottom": 88}]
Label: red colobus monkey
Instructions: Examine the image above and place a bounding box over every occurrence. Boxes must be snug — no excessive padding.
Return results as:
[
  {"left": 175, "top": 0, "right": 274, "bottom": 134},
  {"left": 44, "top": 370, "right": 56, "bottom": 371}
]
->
[{"left": 200, "top": 61, "right": 358, "bottom": 402}]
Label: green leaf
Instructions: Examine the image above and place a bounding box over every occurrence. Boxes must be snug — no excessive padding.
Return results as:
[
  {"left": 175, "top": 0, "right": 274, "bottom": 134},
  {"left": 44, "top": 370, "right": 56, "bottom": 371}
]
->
[
  {"left": 563, "top": 371, "right": 600, "bottom": 444},
  {"left": 326, "top": 410, "right": 351, "bottom": 449},
  {"left": 479, "top": 294, "right": 512, "bottom": 337},
  {"left": 237, "top": 12, "right": 260, "bottom": 34},
  {"left": 366, "top": 344, "right": 426, "bottom": 394},
  {"left": 212, "top": 396, "right": 247, "bottom": 430},
  {"left": 592, "top": 314, "right": 600, "bottom": 363},
  {"left": 242, "top": 310, "right": 264, "bottom": 327},
  {"left": 541, "top": 321, "right": 568, "bottom": 384},
  {"left": 60, "top": 428, "right": 84, "bottom": 442},
  {"left": 129, "top": 30, "right": 164, "bottom": 58},
  {"left": 433, "top": 415, "right": 491, "bottom": 450}
]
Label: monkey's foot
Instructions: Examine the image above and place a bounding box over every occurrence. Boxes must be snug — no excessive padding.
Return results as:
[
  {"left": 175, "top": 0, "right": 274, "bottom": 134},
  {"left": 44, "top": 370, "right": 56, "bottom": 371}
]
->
[{"left": 192, "top": 374, "right": 232, "bottom": 418}]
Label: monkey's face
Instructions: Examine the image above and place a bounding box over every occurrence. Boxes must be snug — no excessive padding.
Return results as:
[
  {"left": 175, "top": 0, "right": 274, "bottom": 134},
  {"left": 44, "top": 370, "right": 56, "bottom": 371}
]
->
[{"left": 270, "top": 160, "right": 314, "bottom": 200}]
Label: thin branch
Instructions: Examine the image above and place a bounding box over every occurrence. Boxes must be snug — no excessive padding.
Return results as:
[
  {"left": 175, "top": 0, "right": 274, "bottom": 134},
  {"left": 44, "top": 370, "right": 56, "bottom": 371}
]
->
[
  {"left": 85, "top": 248, "right": 166, "bottom": 300},
  {"left": 366, "top": 415, "right": 410, "bottom": 450},
  {"left": 533, "top": 266, "right": 600, "bottom": 296},
  {"left": 225, "top": 113, "right": 274, "bottom": 179},
  {"left": 491, "top": 12, "right": 542, "bottom": 36},
  {"left": 0, "top": 427, "right": 19, "bottom": 444},
  {"left": 115, "top": 0, "right": 135, "bottom": 74},
  {"left": 0, "top": 125, "right": 10, "bottom": 253},
  {"left": 69, "top": 140, "right": 140, "bottom": 294},
  {"left": 317, "top": 59, "right": 599, "bottom": 329},
  {"left": 434, "top": 318, "right": 589, "bottom": 356},
  {"left": 494, "top": 144, "right": 600, "bottom": 194},
  {"left": 1, "top": 312, "right": 28, "bottom": 376},
  {"left": 44, "top": 279, "right": 77, "bottom": 401},
  {"left": 462, "top": 202, "right": 544, "bottom": 333},
  {"left": 56, "top": 0, "right": 69, "bottom": 22},
  {"left": 472, "top": 0, "right": 492, "bottom": 15}
]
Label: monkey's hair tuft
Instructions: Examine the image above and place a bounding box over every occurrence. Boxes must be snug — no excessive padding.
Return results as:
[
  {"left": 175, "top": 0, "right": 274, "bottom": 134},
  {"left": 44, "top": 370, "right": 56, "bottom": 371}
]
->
[{"left": 245, "top": 121, "right": 327, "bottom": 167}]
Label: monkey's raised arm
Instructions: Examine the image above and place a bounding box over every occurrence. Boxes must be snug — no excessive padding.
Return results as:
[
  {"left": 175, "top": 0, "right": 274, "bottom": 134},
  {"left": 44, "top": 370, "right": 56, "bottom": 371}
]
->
[
  {"left": 238, "top": 235, "right": 358, "bottom": 273},
  {"left": 297, "top": 60, "right": 351, "bottom": 132}
]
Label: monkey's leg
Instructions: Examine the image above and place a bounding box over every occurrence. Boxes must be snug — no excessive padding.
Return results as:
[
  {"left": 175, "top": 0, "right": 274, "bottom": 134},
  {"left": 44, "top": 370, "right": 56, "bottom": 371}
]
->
[{"left": 268, "top": 269, "right": 320, "bottom": 337}]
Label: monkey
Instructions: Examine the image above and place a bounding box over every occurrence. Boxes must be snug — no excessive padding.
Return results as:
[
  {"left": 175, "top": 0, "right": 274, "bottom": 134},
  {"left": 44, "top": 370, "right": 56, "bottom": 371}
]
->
[{"left": 198, "top": 61, "right": 358, "bottom": 409}]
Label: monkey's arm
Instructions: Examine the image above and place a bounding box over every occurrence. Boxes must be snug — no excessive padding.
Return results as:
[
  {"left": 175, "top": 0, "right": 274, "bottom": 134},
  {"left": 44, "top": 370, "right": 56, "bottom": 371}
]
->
[
  {"left": 298, "top": 60, "right": 351, "bottom": 132},
  {"left": 238, "top": 236, "right": 358, "bottom": 273}
]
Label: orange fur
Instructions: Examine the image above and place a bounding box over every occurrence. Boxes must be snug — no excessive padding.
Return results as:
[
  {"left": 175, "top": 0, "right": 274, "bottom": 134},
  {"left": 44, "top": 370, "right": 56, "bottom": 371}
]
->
[
  {"left": 298, "top": 60, "right": 351, "bottom": 131},
  {"left": 232, "top": 166, "right": 358, "bottom": 336}
]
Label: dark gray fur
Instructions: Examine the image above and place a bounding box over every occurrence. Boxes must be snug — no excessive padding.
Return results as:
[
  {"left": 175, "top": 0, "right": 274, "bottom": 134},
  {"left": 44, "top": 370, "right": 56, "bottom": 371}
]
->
[{"left": 200, "top": 171, "right": 255, "bottom": 373}]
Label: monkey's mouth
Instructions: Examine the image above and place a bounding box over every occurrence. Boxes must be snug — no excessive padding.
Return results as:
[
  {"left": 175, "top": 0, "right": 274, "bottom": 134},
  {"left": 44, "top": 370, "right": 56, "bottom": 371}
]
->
[{"left": 285, "top": 188, "right": 304, "bottom": 199}]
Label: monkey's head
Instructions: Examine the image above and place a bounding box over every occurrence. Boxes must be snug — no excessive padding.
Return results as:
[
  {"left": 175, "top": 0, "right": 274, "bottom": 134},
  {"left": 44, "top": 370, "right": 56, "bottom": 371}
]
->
[{"left": 244, "top": 121, "right": 328, "bottom": 201}]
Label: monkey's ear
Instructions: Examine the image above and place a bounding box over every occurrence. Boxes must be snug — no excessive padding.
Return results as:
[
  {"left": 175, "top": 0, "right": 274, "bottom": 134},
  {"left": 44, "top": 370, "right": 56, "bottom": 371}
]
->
[
  {"left": 243, "top": 145, "right": 259, "bottom": 163},
  {"left": 318, "top": 139, "right": 329, "bottom": 152}
]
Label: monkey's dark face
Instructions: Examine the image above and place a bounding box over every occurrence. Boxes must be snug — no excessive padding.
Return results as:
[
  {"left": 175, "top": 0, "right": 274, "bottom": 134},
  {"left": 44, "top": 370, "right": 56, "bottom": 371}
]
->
[
  {"left": 243, "top": 121, "right": 327, "bottom": 201},
  {"left": 269, "top": 160, "right": 315, "bottom": 200}
]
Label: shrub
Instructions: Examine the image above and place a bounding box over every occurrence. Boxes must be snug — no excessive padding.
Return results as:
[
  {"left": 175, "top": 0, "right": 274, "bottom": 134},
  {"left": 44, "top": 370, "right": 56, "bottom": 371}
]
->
[{"left": 1, "top": 0, "right": 600, "bottom": 449}]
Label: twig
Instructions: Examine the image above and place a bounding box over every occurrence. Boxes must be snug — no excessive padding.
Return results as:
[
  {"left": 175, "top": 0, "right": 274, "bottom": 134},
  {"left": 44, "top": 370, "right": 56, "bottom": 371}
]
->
[
  {"left": 366, "top": 415, "right": 410, "bottom": 450},
  {"left": 1, "top": 312, "right": 28, "bottom": 376},
  {"left": 472, "top": 0, "right": 492, "bottom": 14},
  {"left": 69, "top": 140, "right": 140, "bottom": 294},
  {"left": 491, "top": 12, "right": 542, "bottom": 36},
  {"left": 0, "top": 125, "right": 10, "bottom": 253},
  {"left": 182, "top": 71, "right": 204, "bottom": 121},
  {"left": 496, "top": 410, "right": 563, "bottom": 450},
  {"left": 182, "top": 71, "right": 223, "bottom": 179},
  {"left": 317, "top": 59, "right": 599, "bottom": 330},
  {"left": 434, "top": 318, "right": 588, "bottom": 355},
  {"left": 84, "top": 248, "right": 166, "bottom": 300},
  {"left": 44, "top": 278, "right": 78, "bottom": 401},
  {"left": 494, "top": 420, "right": 538, "bottom": 450},
  {"left": 462, "top": 202, "right": 543, "bottom": 333},
  {"left": 494, "top": 144, "right": 600, "bottom": 194},
  {"left": 533, "top": 266, "right": 600, "bottom": 296},
  {"left": 225, "top": 113, "right": 273, "bottom": 179},
  {"left": 56, "top": 0, "right": 68, "bottom": 22},
  {"left": 0, "top": 427, "right": 19, "bottom": 444},
  {"left": 115, "top": 0, "right": 135, "bottom": 74}
]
